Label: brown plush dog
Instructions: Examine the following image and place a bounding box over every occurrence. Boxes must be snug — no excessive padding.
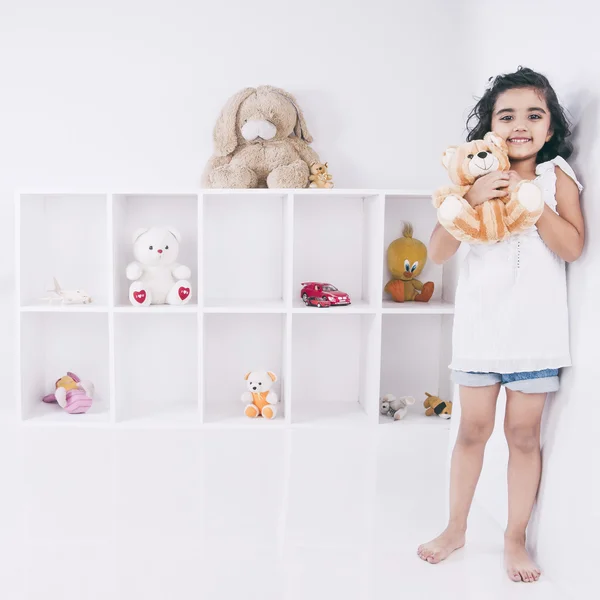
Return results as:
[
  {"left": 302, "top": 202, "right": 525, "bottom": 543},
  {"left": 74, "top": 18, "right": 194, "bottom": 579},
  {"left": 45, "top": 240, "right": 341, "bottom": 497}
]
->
[
  {"left": 433, "top": 132, "right": 544, "bottom": 244},
  {"left": 424, "top": 392, "right": 452, "bottom": 419}
]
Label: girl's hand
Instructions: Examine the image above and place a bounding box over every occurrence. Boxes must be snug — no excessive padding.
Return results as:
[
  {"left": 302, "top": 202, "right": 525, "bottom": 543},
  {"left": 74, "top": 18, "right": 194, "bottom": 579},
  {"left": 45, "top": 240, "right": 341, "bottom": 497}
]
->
[
  {"left": 464, "top": 172, "right": 510, "bottom": 207},
  {"left": 506, "top": 170, "right": 523, "bottom": 193}
]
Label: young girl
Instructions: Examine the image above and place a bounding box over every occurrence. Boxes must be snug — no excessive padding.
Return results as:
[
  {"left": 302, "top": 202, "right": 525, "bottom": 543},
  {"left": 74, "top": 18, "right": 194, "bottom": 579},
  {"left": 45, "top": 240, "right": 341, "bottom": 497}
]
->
[{"left": 417, "top": 67, "right": 584, "bottom": 583}]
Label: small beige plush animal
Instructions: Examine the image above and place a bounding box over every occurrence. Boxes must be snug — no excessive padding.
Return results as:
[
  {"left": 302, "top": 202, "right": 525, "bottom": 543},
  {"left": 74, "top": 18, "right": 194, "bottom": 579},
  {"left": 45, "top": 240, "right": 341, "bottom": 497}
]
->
[
  {"left": 309, "top": 162, "right": 334, "bottom": 188},
  {"left": 380, "top": 394, "right": 415, "bottom": 420},
  {"left": 202, "top": 85, "right": 323, "bottom": 189}
]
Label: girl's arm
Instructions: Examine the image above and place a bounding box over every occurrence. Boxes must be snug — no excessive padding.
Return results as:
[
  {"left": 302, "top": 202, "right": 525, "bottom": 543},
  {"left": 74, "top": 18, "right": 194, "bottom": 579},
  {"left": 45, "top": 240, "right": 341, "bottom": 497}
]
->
[
  {"left": 535, "top": 168, "right": 585, "bottom": 263},
  {"left": 429, "top": 222, "right": 461, "bottom": 264}
]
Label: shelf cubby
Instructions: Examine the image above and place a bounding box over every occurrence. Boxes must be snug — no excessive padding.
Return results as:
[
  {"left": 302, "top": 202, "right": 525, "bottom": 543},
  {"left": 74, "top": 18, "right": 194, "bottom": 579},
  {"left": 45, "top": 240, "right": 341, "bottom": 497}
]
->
[
  {"left": 202, "top": 193, "right": 288, "bottom": 310},
  {"left": 292, "top": 193, "right": 383, "bottom": 311},
  {"left": 19, "top": 312, "right": 110, "bottom": 423},
  {"left": 113, "top": 313, "right": 199, "bottom": 425},
  {"left": 202, "top": 313, "right": 286, "bottom": 426},
  {"left": 112, "top": 194, "right": 199, "bottom": 309},
  {"left": 379, "top": 314, "right": 452, "bottom": 428},
  {"left": 18, "top": 193, "right": 109, "bottom": 309},
  {"left": 290, "top": 313, "right": 380, "bottom": 426}
]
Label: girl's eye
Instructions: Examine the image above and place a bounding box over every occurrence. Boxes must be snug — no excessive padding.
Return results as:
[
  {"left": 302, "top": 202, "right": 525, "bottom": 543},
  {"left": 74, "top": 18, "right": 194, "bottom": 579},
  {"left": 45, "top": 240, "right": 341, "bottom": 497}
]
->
[
  {"left": 529, "top": 114, "right": 541, "bottom": 119},
  {"left": 467, "top": 154, "right": 474, "bottom": 159},
  {"left": 500, "top": 116, "right": 513, "bottom": 121}
]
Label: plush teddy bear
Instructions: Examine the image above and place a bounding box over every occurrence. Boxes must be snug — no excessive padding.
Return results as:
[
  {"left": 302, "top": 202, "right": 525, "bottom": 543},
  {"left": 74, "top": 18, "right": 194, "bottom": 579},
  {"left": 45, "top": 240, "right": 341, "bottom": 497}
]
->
[
  {"left": 433, "top": 132, "right": 544, "bottom": 244},
  {"left": 202, "top": 85, "right": 323, "bottom": 189},
  {"left": 126, "top": 227, "right": 192, "bottom": 306},
  {"left": 384, "top": 223, "right": 434, "bottom": 302},
  {"left": 242, "top": 370, "right": 279, "bottom": 419},
  {"left": 309, "top": 162, "right": 334, "bottom": 188},
  {"left": 423, "top": 392, "right": 452, "bottom": 419},
  {"left": 380, "top": 393, "right": 415, "bottom": 420},
  {"left": 42, "top": 372, "right": 94, "bottom": 414}
]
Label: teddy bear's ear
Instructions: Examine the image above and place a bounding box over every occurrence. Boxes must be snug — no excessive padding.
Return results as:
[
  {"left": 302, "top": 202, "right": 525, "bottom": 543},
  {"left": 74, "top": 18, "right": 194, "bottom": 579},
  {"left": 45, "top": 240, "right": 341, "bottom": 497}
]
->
[
  {"left": 267, "top": 371, "right": 277, "bottom": 382},
  {"left": 214, "top": 87, "right": 256, "bottom": 157},
  {"left": 442, "top": 147, "right": 458, "bottom": 170},
  {"left": 267, "top": 86, "right": 313, "bottom": 143},
  {"left": 244, "top": 372, "right": 251, "bottom": 380},
  {"left": 132, "top": 228, "right": 148, "bottom": 243},
  {"left": 168, "top": 228, "right": 181, "bottom": 243},
  {"left": 484, "top": 131, "right": 508, "bottom": 153}
]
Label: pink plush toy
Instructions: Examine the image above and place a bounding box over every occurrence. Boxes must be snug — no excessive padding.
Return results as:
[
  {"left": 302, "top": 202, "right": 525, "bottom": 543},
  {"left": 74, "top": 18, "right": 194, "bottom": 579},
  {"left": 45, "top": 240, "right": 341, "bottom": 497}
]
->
[{"left": 43, "top": 372, "right": 94, "bottom": 414}]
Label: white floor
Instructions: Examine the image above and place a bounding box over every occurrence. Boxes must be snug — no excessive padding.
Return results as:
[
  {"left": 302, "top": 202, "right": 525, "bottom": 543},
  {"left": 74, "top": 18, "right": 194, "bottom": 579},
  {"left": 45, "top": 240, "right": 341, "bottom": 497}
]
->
[{"left": 0, "top": 423, "right": 568, "bottom": 600}]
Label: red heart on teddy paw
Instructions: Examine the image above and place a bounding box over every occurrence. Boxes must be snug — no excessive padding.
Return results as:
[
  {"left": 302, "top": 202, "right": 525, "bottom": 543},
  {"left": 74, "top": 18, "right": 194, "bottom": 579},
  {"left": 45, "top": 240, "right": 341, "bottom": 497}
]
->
[
  {"left": 178, "top": 287, "right": 190, "bottom": 300},
  {"left": 133, "top": 290, "right": 147, "bottom": 304}
]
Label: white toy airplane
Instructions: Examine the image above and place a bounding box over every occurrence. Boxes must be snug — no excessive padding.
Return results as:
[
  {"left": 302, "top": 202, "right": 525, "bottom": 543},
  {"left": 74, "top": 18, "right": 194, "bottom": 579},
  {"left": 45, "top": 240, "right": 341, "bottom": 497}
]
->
[{"left": 41, "top": 277, "right": 93, "bottom": 305}]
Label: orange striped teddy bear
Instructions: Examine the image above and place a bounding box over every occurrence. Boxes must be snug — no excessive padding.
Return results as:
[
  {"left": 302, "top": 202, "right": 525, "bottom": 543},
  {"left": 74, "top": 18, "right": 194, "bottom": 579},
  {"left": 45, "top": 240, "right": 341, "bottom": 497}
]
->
[
  {"left": 242, "top": 370, "right": 279, "bottom": 419},
  {"left": 433, "top": 132, "right": 544, "bottom": 244}
]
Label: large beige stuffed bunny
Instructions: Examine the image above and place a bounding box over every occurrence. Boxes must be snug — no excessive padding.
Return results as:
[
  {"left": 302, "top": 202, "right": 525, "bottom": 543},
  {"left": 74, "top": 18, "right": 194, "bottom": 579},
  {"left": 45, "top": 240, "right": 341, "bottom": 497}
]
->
[{"left": 202, "top": 86, "right": 322, "bottom": 189}]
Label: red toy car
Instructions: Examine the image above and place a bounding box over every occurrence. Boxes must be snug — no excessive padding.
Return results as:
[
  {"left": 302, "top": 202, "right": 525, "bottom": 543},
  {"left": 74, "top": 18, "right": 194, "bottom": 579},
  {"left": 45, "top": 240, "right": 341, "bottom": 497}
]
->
[
  {"left": 300, "top": 282, "right": 351, "bottom": 306},
  {"left": 304, "top": 296, "right": 331, "bottom": 308}
]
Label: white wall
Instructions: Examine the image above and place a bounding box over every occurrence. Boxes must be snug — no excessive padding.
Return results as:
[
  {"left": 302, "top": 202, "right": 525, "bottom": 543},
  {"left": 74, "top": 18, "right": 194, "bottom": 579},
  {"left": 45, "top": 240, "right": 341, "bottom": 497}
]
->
[
  {"left": 0, "top": 0, "right": 473, "bottom": 413},
  {"left": 457, "top": 1, "right": 599, "bottom": 596}
]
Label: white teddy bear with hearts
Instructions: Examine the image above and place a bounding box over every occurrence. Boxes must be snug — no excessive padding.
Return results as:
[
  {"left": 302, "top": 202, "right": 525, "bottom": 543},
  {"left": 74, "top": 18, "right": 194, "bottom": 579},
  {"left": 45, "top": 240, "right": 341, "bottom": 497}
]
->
[{"left": 126, "top": 227, "right": 192, "bottom": 306}]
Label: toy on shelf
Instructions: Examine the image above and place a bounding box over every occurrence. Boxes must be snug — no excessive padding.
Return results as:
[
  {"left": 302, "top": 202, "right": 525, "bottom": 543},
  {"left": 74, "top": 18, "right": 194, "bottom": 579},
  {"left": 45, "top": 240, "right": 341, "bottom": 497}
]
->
[
  {"left": 242, "top": 370, "right": 279, "bottom": 419},
  {"left": 423, "top": 392, "right": 452, "bottom": 419},
  {"left": 40, "top": 277, "right": 92, "bottom": 305},
  {"left": 42, "top": 372, "right": 94, "bottom": 414},
  {"left": 380, "top": 393, "right": 415, "bottom": 421},
  {"left": 433, "top": 131, "right": 544, "bottom": 244},
  {"left": 300, "top": 282, "right": 351, "bottom": 306},
  {"left": 384, "top": 223, "right": 434, "bottom": 303},
  {"left": 126, "top": 227, "right": 192, "bottom": 306},
  {"left": 202, "top": 85, "right": 324, "bottom": 189},
  {"left": 303, "top": 296, "right": 331, "bottom": 308},
  {"left": 309, "top": 162, "right": 334, "bottom": 188}
]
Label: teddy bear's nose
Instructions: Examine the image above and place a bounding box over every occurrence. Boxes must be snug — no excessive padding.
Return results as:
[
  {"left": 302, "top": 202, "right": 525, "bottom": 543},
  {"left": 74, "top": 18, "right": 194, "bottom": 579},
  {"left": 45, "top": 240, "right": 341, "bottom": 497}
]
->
[
  {"left": 477, "top": 151, "right": 488, "bottom": 159},
  {"left": 157, "top": 249, "right": 163, "bottom": 254}
]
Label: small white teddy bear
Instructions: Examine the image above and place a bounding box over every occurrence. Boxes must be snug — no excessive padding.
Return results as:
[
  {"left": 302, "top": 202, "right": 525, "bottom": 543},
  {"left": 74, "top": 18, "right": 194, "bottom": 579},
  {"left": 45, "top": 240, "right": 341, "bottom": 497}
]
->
[
  {"left": 380, "top": 393, "right": 415, "bottom": 421},
  {"left": 126, "top": 227, "right": 192, "bottom": 306},
  {"left": 241, "top": 370, "right": 279, "bottom": 419}
]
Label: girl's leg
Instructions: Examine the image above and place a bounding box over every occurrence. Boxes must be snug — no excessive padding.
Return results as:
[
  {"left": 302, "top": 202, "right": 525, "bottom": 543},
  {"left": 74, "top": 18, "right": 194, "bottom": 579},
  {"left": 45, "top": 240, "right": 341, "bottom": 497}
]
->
[
  {"left": 418, "top": 383, "right": 500, "bottom": 563},
  {"left": 503, "top": 389, "right": 546, "bottom": 583}
]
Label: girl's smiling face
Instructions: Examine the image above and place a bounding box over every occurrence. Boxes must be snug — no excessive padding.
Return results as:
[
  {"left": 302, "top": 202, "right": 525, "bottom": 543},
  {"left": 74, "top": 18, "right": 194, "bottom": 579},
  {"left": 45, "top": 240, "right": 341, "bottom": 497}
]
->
[{"left": 491, "top": 87, "right": 553, "bottom": 162}]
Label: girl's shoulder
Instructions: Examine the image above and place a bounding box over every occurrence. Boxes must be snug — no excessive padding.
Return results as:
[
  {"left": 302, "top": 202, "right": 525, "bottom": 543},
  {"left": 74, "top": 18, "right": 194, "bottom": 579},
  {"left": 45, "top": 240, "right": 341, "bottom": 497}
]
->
[{"left": 535, "top": 156, "right": 583, "bottom": 192}]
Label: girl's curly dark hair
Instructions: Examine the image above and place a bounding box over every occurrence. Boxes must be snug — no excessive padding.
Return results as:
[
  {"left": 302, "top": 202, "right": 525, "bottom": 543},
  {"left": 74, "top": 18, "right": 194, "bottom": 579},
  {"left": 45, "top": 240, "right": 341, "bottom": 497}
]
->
[{"left": 466, "top": 66, "right": 573, "bottom": 164}]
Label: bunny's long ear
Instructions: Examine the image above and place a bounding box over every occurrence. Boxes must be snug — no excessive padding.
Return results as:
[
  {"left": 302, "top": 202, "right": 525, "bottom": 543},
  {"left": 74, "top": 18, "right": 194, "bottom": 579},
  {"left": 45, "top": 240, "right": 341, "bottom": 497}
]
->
[
  {"left": 213, "top": 87, "right": 255, "bottom": 156},
  {"left": 267, "top": 86, "right": 313, "bottom": 143}
]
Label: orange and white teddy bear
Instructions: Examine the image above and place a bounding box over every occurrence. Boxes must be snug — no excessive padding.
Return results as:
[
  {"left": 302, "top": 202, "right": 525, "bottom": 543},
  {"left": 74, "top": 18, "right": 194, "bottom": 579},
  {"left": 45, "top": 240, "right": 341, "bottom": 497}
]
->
[
  {"left": 242, "top": 370, "right": 279, "bottom": 419},
  {"left": 433, "top": 132, "right": 544, "bottom": 244}
]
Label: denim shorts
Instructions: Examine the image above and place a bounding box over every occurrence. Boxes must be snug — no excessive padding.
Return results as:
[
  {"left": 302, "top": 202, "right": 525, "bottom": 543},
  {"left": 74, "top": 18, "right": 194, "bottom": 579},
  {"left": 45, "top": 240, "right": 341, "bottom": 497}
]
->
[{"left": 451, "top": 368, "right": 560, "bottom": 393}]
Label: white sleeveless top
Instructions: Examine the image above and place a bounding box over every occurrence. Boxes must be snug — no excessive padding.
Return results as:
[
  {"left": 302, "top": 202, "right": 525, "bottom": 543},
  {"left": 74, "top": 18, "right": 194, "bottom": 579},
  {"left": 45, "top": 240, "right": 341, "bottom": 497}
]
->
[{"left": 450, "top": 156, "right": 583, "bottom": 374}]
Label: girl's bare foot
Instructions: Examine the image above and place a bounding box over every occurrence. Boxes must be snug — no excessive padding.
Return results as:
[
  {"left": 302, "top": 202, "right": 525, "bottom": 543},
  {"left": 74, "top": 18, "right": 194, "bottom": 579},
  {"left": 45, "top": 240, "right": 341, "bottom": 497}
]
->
[
  {"left": 504, "top": 535, "right": 541, "bottom": 582},
  {"left": 417, "top": 527, "right": 465, "bottom": 564}
]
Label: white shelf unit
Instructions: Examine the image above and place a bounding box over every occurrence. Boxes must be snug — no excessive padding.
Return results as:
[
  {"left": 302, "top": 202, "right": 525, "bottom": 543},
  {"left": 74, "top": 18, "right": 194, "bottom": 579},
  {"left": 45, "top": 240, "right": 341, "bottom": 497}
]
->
[{"left": 15, "top": 189, "right": 457, "bottom": 429}]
